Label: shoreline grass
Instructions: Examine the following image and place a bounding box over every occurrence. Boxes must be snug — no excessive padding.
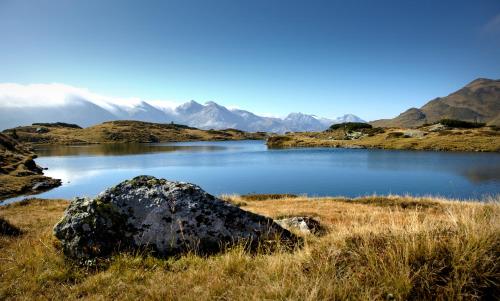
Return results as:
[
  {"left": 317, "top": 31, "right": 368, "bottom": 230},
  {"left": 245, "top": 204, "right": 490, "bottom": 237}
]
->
[
  {"left": 267, "top": 127, "right": 500, "bottom": 152},
  {"left": 1, "top": 195, "right": 499, "bottom": 300}
]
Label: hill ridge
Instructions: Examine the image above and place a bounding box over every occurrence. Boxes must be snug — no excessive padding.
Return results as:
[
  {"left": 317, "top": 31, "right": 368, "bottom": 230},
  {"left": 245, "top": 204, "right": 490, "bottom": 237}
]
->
[{"left": 371, "top": 78, "right": 500, "bottom": 128}]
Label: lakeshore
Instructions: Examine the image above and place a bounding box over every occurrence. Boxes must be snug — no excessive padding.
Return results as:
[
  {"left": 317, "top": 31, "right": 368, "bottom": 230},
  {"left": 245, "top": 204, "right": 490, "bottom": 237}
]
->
[{"left": 267, "top": 126, "right": 500, "bottom": 152}]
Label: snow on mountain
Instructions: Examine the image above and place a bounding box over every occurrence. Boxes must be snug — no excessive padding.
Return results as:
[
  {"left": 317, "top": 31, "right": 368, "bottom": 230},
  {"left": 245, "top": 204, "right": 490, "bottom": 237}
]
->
[
  {"left": 332, "top": 114, "right": 366, "bottom": 124},
  {"left": 177, "top": 101, "right": 243, "bottom": 129},
  {"left": 283, "top": 113, "right": 327, "bottom": 132},
  {"left": 0, "top": 83, "right": 364, "bottom": 132}
]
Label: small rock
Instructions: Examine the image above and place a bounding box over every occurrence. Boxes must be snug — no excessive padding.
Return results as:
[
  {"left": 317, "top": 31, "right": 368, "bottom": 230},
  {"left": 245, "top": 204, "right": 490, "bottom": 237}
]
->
[
  {"left": 427, "top": 123, "right": 448, "bottom": 132},
  {"left": 35, "top": 127, "right": 49, "bottom": 134},
  {"left": 32, "top": 178, "right": 61, "bottom": 191},
  {"left": 53, "top": 176, "right": 299, "bottom": 260},
  {"left": 402, "top": 129, "right": 425, "bottom": 138},
  {"left": 346, "top": 131, "right": 364, "bottom": 140},
  {"left": 343, "top": 144, "right": 365, "bottom": 149},
  {"left": 275, "top": 216, "right": 324, "bottom": 235}
]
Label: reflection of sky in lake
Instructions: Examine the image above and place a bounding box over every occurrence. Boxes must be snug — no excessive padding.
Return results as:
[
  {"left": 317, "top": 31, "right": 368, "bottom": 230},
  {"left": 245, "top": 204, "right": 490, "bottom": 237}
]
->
[{"left": 3, "top": 141, "right": 500, "bottom": 204}]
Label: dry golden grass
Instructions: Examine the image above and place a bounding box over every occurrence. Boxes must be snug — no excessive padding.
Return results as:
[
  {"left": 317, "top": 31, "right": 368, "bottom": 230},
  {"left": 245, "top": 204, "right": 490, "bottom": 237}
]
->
[
  {"left": 4, "top": 121, "right": 266, "bottom": 145},
  {"left": 1, "top": 195, "right": 499, "bottom": 300},
  {"left": 267, "top": 127, "right": 500, "bottom": 152}
]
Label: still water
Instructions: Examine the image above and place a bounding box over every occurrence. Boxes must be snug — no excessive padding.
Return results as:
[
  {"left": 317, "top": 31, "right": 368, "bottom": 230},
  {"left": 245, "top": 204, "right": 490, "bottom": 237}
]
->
[{"left": 4, "top": 141, "right": 500, "bottom": 203}]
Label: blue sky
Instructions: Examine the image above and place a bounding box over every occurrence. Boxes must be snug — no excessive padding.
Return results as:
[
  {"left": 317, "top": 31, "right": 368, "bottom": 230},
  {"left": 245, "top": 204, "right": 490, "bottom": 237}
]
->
[{"left": 0, "top": 0, "right": 499, "bottom": 120}]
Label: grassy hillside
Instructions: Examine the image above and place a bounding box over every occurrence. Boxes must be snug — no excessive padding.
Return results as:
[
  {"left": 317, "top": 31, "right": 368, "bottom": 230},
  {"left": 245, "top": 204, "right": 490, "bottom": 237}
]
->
[
  {"left": 2, "top": 120, "right": 267, "bottom": 145},
  {"left": 267, "top": 125, "right": 500, "bottom": 152},
  {"left": 0, "top": 133, "right": 60, "bottom": 200},
  {"left": 372, "top": 78, "right": 500, "bottom": 128},
  {"left": 0, "top": 195, "right": 498, "bottom": 300}
]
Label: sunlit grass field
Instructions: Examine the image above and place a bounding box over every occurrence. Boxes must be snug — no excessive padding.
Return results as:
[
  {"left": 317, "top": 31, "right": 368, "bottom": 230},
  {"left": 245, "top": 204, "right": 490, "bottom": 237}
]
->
[{"left": 1, "top": 195, "right": 499, "bottom": 300}]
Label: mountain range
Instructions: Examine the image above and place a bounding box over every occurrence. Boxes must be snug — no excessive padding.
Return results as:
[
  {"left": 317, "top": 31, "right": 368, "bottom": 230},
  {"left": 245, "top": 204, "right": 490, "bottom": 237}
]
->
[
  {"left": 0, "top": 94, "right": 364, "bottom": 133},
  {"left": 4, "top": 78, "right": 495, "bottom": 132},
  {"left": 371, "top": 78, "right": 500, "bottom": 128}
]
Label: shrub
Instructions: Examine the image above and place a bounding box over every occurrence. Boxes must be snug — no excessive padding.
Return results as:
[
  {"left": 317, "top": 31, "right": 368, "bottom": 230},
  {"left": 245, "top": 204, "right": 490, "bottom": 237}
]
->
[
  {"left": 266, "top": 136, "right": 292, "bottom": 147},
  {"left": 364, "top": 127, "right": 385, "bottom": 136},
  {"left": 223, "top": 128, "right": 244, "bottom": 133},
  {"left": 328, "top": 122, "right": 372, "bottom": 132},
  {"left": 207, "top": 130, "right": 232, "bottom": 137},
  {"left": 438, "top": 119, "right": 485, "bottom": 129},
  {"left": 32, "top": 122, "right": 82, "bottom": 129},
  {"left": 387, "top": 132, "right": 405, "bottom": 139}
]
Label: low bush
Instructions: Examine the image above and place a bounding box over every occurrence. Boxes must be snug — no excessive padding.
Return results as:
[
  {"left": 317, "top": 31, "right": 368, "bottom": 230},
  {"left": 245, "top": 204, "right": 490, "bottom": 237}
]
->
[
  {"left": 328, "top": 122, "right": 372, "bottom": 132},
  {"left": 206, "top": 130, "right": 232, "bottom": 137},
  {"left": 387, "top": 132, "right": 405, "bottom": 138},
  {"left": 266, "top": 136, "right": 292, "bottom": 147},
  {"left": 438, "top": 119, "right": 485, "bottom": 129},
  {"left": 32, "top": 122, "right": 82, "bottom": 129},
  {"left": 0, "top": 216, "right": 22, "bottom": 236},
  {"left": 364, "top": 127, "right": 385, "bottom": 136}
]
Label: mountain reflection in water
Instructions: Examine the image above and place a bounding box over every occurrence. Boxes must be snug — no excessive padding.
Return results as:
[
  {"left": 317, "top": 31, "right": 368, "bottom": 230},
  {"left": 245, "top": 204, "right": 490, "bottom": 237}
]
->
[{"left": 34, "top": 143, "right": 228, "bottom": 157}]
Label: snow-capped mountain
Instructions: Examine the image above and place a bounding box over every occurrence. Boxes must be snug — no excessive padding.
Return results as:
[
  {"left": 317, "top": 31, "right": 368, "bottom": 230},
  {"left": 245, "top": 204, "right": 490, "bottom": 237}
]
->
[
  {"left": 282, "top": 113, "right": 330, "bottom": 132},
  {"left": 332, "top": 114, "right": 366, "bottom": 124},
  {"left": 0, "top": 83, "right": 365, "bottom": 132}
]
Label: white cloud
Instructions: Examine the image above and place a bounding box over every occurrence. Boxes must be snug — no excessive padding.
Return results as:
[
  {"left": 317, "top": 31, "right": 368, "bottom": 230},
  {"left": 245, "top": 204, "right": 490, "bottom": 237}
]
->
[
  {"left": 0, "top": 83, "right": 183, "bottom": 113},
  {"left": 0, "top": 83, "right": 75, "bottom": 107},
  {"left": 147, "top": 99, "right": 183, "bottom": 112}
]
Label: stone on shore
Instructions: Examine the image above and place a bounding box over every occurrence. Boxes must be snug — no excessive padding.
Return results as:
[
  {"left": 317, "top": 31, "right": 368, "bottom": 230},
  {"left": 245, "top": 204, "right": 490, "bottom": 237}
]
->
[{"left": 53, "top": 176, "right": 299, "bottom": 260}]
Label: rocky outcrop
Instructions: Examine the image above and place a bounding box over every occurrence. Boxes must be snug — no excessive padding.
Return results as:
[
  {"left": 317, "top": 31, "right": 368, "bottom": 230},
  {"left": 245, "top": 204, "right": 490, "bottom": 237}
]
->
[
  {"left": 54, "top": 176, "right": 299, "bottom": 260},
  {"left": 0, "top": 133, "right": 61, "bottom": 200}
]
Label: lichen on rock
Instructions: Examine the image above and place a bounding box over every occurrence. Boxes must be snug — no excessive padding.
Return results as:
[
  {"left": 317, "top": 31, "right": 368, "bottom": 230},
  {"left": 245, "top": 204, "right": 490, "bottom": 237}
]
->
[{"left": 54, "top": 176, "right": 299, "bottom": 260}]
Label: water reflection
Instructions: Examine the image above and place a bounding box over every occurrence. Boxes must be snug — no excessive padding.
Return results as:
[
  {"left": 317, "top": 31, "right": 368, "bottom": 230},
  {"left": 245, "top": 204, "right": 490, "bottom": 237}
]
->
[
  {"left": 461, "top": 167, "right": 500, "bottom": 183},
  {"left": 35, "top": 143, "right": 227, "bottom": 157},
  {"left": 365, "top": 149, "right": 500, "bottom": 183}
]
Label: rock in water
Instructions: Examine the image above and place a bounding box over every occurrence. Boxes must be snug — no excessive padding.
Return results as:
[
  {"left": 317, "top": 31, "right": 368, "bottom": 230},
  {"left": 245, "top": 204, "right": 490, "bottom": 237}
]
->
[{"left": 54, "top": 176, "right": 298, "bottom": 260}]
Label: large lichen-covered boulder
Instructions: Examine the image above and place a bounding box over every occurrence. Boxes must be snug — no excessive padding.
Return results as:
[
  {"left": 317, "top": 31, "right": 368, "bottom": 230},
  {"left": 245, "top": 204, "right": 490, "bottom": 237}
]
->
[{"left": 54, "top": 176, "right": 298, "bottom": 260}]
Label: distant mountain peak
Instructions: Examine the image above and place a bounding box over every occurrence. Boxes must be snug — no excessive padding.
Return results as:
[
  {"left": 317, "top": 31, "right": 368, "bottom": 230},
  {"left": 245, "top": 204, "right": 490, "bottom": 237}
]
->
[
  {"left": 183, "top": 100, "right": 202, "bottom": 107},
  {"left": 176, "top": 100, "right": 204, "bottom": 114},
  {"left": 0, "top": 85, "right": 363, "bottom": 132},
  {"left": 332, "top": 114, "right": 366, "bottom": 124}
]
